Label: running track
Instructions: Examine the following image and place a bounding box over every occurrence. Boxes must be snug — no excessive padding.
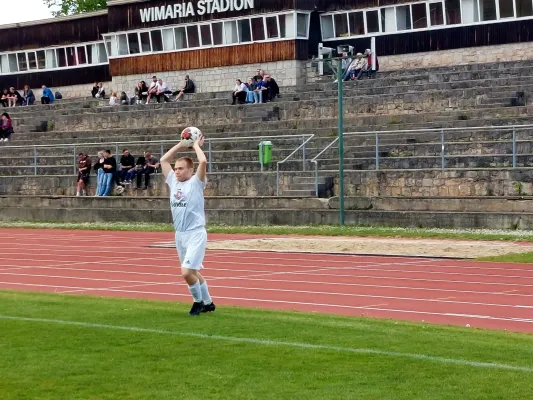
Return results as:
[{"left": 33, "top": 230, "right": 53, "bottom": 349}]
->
[{"left": 0, "top": 229, "right": 532, "bottom": 333}]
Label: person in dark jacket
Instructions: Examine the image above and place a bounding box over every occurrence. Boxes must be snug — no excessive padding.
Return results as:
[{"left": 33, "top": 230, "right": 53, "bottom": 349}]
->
[
  {"left": 123, "top": 155, "right": 145, "bottom": 184},
  {"left": 173, "top": 75, "right": 195, "bottom": 101},
  {"left": 263, "top": 75, "right": 279, "bottom": 102},
  {"left": 101, "top": 149, "right": 117, "bottom": 196},
  {"left": 76, "top": 153, "right": 92, "bottom": 196},
  {"left": 118, "top": 149, "right": 135, "bottom": 183},
  {"left": 23, "top": 85, "right": 35, "bottom": 106}
]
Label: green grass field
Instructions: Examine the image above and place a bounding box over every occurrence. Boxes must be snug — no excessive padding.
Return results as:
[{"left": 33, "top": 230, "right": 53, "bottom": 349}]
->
[{"left": 1, "top": 291, "right": 532, "bottom": 399}]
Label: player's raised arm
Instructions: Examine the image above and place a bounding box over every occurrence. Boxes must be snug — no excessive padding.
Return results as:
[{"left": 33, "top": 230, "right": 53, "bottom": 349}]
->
[
  {"left": 161, "top": 141, "right": 187, "bottom": 178},
  {"left": 193, "top": 136, "right": 207, "bottom": 182}
]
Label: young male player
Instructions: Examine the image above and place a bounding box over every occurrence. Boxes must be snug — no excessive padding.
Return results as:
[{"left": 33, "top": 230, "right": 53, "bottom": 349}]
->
[{"left": 160, "top": 135, "right": 215, "bottom": 316}]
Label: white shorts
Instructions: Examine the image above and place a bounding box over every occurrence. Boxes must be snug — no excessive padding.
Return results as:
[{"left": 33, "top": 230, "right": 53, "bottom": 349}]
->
[{"left": 175, "top": 229, "right": 207, "bottom": 270}]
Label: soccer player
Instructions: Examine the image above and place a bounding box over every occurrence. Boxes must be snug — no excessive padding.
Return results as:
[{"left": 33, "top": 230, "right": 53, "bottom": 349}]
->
[{"left": 160, "top": 135, "right": 215, "bottom": 316}]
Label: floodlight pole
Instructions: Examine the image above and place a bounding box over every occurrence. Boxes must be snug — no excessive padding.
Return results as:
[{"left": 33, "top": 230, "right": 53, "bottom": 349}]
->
[{"left": 336, "top": 60, "right": 345, "bottom": 227}]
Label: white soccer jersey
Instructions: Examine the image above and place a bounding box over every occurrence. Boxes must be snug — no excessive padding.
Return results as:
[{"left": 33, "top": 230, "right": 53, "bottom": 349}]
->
[{"left": 166, "top": 172, "right": 206, "bottom": 232}]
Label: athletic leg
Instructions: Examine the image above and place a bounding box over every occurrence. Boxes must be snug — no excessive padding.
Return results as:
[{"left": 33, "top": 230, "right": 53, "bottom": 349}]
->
[{"left": 176, "top": 232, "right": 204, "bottom": 315}]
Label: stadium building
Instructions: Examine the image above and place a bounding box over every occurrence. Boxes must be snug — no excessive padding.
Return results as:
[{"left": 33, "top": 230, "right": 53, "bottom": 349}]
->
[{"left": 1, "top": 0, "right": 533, "bottom": 96}]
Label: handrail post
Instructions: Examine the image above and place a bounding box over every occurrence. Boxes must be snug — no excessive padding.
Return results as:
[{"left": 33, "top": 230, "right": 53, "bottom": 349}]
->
[
  {"left": 160, "top": 143, "right": 164, "bottom": 159},
  {"left": 314, "top": 162, "right": 319, "bottom": 198},
  {"left": 302, "top": 136, "right": 306, "bottom": 171},
  {"left": 276, "top": 163, "right": 280, "bottom": 196},
  {"left": 208, "top": 139, "right": 212, "bottom": 173},
  {"left": 512, "top": 126, "right": 517, "bottom": 168},
  {"left": 375, "top": 132, "right": 379, "bottom": 170},
  {"left": 73, "top": 145, "right": 76, "bottom": 175},
  {"left": 260, "top": 136, "right": 263, "bottom": 172},
  {"left": 115, "top": 143, "right": 119, "bottom": 158},
  {"left": 441, "top": 129, "right": 446, "bottom": 169},
  {"left": 34, "top": 146, "right": 38, "bottom": 176}
]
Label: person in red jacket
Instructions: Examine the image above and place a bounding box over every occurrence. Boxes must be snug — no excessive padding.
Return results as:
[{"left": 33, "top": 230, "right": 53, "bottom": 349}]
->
[
  {"left": 363, "top": 48, "right": 379, "bottom": 79},
  {"left": 0, "top": 112, "right": 13, "bottom": 142}
]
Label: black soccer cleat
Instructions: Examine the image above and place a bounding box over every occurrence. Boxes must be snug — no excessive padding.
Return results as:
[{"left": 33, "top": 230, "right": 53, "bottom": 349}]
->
[
  {"left": 189, "top": 302, "right": 204, "bottom": 316},
  {"left": 201, "top": 302, "right": 216, "bottom": 313}
]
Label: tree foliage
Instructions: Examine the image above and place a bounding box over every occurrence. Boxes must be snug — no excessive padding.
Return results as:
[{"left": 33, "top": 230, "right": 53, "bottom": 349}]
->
[{"left": 43, "top": 0, "right": 107, "bottom": 17}]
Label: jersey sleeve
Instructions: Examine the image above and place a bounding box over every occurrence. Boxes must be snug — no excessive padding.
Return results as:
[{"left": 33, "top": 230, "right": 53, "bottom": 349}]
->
[{"left": 192, "top": 174, "right": 206, "bottom": 190}]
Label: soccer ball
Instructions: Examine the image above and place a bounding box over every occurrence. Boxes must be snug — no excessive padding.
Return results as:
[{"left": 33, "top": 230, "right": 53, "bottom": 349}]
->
[{"left": 180, "top": 126, "right": 202, "bottom": 147}]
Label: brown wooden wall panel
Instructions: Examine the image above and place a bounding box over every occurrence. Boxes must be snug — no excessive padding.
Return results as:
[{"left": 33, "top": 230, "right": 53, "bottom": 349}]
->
[
  {"left": 0, "top": 14, "right": 108, "bottom": 52},
  {"left": 108, "top": 0, "right": 299, "bottom": 31},
  {"left": 109, "top": 40, "right": 296, "bottom": 76}
]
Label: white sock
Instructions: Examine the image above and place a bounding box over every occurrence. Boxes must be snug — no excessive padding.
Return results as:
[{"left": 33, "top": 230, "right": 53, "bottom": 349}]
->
[
  {"left": 188, "top": 281, "right": 202, "bottom": 303},
  {"left": 200, "top": 282, "right": 212, "bottom": 305}
]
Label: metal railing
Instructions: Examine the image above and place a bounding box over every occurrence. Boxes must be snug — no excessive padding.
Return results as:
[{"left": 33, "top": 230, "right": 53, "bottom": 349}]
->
[
  {"left": 1, "top": 134, "right": 313, "bottom": 176},
  {"left": 311, "top": 124, "right": 533, "bottom": 197},
  {"left": 276, "top": 134, "right": 315, "bottom": 196}
]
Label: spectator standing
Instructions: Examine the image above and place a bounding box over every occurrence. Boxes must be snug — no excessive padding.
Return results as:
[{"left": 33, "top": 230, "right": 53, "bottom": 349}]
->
[
  {"left": 232, "top": 79, "right": 248, "bottom": 105},
  {"left": 41, "top": 85, "right": 55, "bottom": 104},
  {"left": 136, "top": 151, "right": 159, "bottom": 190},
  {"left": 0, "top": 113, "right": 13, "bottom": 142},
  {"left": 146, "top": 76, "right": 158, "bottom": 103},
  {"left": 173, "top": 75, "right": 195, "bottom": 101},
  {"left": 76, "top": 153, "right": 92, "bottom": 196},
  {"left": 93, "top": 151, "right": 105, "bottom": 196},
  {"left": 101, "top": 149, "right": 117, "bottom": 196},
  {"left": 23, "top": 86, "right": 35, "bottom": 106},
  {"left": 135, "top": 81, "right": 148, "bottom": 104},
  {"left": 118, "top": 149, "right": 135, "bottom": 183}
]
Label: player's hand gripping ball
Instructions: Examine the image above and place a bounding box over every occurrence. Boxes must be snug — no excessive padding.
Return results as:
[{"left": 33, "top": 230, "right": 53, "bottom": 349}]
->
[{"left": 180, "top": 126, "right": 202, "bottom": 147}]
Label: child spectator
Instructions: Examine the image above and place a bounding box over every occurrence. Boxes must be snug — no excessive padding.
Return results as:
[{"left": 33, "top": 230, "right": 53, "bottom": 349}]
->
[
  {"left": 146, "top": 76, "right": 158, "bottom": 103},
  {"left": 135, "top": 81, "right": 148, "bottom": 104},
  {"left": 23, "top": 86, "right": 35, "bottom": 106},
  {"left": 246, "top": 78, "right": 257, "bottom": 103},
  {"left": 173, "top": 75, "right": 195, "bottom": 101},
  {"left": 0, "top": 113, "right": 13, "bottom": 142},
  {"left": 232, "top": 79, "right": 248, "bottom": 105},
  {"left": 93, "top": 151, "right": 105, "bottom": 196},
  {"left": 76, "top": 153, "right": 92, "bottom": 196},
  {"left": 109, "top": 92, "right": 118, "bottom": 106},
  {"left": 41, "top": 85, "right": 55, "bottom": 104}
]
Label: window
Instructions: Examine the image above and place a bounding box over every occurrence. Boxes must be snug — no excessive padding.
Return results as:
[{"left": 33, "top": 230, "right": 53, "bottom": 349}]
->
[
  {"left": 499, "top": 0, "right": 514, "bottom": 18},
  {"left": 162, "top": 28, "right": 175, "bottom": 51},
  {"left": 117, "top": 34, "right": 128, "bottom": 55},
  {"left": 105, "top": 38, "right": 113, "bottom": 57},
  {"left": 429, "top": 2, "right": 444, "bottom": 25},
  {"left": 87, "top": 44, "right": 94, "bottom": 63},
  {"left": 412, "top": 3, "right": 428, "bottom": 28},
  {"left": 224, "top": 20, "right": 238, "bottom": 44},
  {"left": 445, "top": 0, "right": 462, "bottom": 24},
  {"left": 279, "top": 14, "right": 287, "bottom": 37},
  {"left": 462, "top": 0, "right": 480, "bottom": 23},
  {"left": 297, "top": 13, "right": 308, "bottom": 37},
  {"left": 97, "top": 43, "right": 108, "bottom": 62},
  {"left": 381, "top": 7, "right": 396, "bottom": 32},
  {"left": 348, "top": 12, "right": 364, "bottom": 35},
  {"left": 0, "top": 55, "right": 8, "bottom": 73},
  {"left": 8, "top": 54, "right": 18, "bottom": 72},
  {"left": 36, "top": 50, "right": 45, "bottom": 69},
  {"left": 517, "top": 0, "right": 533, "bottom": 17},
  {"left": 45, "top": 49, "right": 57, "bottom": 69},
  {"left": 76, "top": 46, "right": 87, "bottom": 64},
  {"left": 334, "top": 13, "right": 349, "bottom": 37},
  {"left": 266, "top": 16, "right": 280, "bottom": 38},
  {"left": 396, "top": 5, "right": 412, "bottom": 30},
  {"left": 27, "top": 52, "right": 38, "bottom": 70},
  {"left": 251, "top": 17, "right": 265, "bottom": 41},
  {"left": 186, "top": 25, "right": 200, "bottom": 48},
  {"left": 140, "top": 32, "right": 151, "bottom": 52},
  {"left": 17, "top": 53, "right": 28, "bottom": 71},
  {"left": 151, "top": 30, "right": 163, "bottom": 51},
  {"left": 238, "top": 19, "right": 252, "bottom": 42},
  {"left": 212, "top": 22, "right": 224, "bottom": 45},
  {"left": 480, "top": 0, "right": 497, "bottom": 21},
  {"left": 321, "top": 15, "right": 334, "bottom": 38},
  {"left": 366, "top": 10, "right": 380, "bottom": 33},
  {"left": 200, "top": 24, "right": 212, "bottom": 46},
  {"left": 175, "top": 27, "right": 187, "bottom": 49},
  {"left": 128, "top": 33, "right": 140, "bottom": 54},
  {"left": 280, "top": 14, "right": 294, "bottom": 37}
]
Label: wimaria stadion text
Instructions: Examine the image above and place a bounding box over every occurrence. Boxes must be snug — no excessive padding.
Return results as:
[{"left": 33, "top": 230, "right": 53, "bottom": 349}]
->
[{"left": 140, "top": 0, "right": 255, "bottom": 23}]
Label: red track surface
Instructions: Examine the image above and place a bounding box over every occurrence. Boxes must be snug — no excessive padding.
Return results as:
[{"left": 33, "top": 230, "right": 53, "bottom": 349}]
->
[{"left": 0, "top": 228, "right": 532, "bottom": 333}]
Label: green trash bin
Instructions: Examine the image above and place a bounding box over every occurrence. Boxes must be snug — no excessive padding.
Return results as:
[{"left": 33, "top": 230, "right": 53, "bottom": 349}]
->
[{"left": 259, "top": 141, "right": 273, "bottom": 165}]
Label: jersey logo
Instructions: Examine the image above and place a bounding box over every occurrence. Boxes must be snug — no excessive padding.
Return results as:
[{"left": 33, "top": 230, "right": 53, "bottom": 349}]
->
[{"left": 175, "top": 190, "right": 183, "bottom": 200}]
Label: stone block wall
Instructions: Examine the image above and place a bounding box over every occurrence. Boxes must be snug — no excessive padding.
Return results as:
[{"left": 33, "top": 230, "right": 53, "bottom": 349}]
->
[{"left": 48, "top": 82, "right": 112, "bottom": 99}]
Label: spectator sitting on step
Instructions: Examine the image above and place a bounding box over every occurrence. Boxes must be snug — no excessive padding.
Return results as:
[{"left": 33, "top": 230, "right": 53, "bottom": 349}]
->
[
  {"left": 23, "top": 85, "right": 35, "bottom": 106},
  {"left": 173, "top": 75, "right": 195, "bottom": 102},
  {"left": 95, "top": 82, "right": 106, "bottom": 98},
  {"left": 41, "top": 85, "right": 55, "bottom": 104},
  {"left": 9, "top": 87, "right": 23, "bottom": 107},
  {"left": 254, "top": 76, "right": 265, "bottom": 104},
  {"left": 232, "top": 79, "right": 248, "bottom": 105},
  {"left": 253, "top": 69, "right": 265, "bottom": 81},
  {"left": 146, "top": 76, "right": 158, "bottom": 103},
  {"left": 118, "top": 148, "right": 135, "bottom": 184},
  {"left": 91, "top": 82, "right": 99, "bottom": 98},
  {"left": 350, "top": 53, "right": 368, "bottom": 81},
  {"left": 119, "top": 91, "right": 129, "bottom": 105},
  {"left": 123, "top": 154, "right": 145, "bottom": 184},
  {"left": 109, "top": 92, "right": 118, "bottom": 106},
  {"left": 100, "top": 149, "right": 117, "bottom": 196},
  {"left": 1, "top": 89, "right": 9, "bottom": 107},
  {"left": 93, "top": 151, "right": 105, "bottom": 196},
  {"left": 136, "top": 151, "right": 159, "bottom": 190},
  {"left": 263, "top": 75, "right": 279, "bottom": 102},
  {"left": 362, "top": 49, "right": 379, "bottom": 79},
  {"left": 135, "top": 81, "right": 148, "bottom": 104},
  {"left": 246, "top": 78, "right": 257, "bottom": 103},
  {"left": 0, "top": 112, "right": 13, "bottom": 142},
  {"left": 76, "top": 153, "right": 92, "bottom": 196},
  {"left": 156, "top": 78, "right": 171, "bottom": 103}
]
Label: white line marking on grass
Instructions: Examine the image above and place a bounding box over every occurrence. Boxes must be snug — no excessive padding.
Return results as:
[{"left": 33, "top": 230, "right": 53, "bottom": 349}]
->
[{"left": 0, "top": 314, "right": 531, "bottom": 373}]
